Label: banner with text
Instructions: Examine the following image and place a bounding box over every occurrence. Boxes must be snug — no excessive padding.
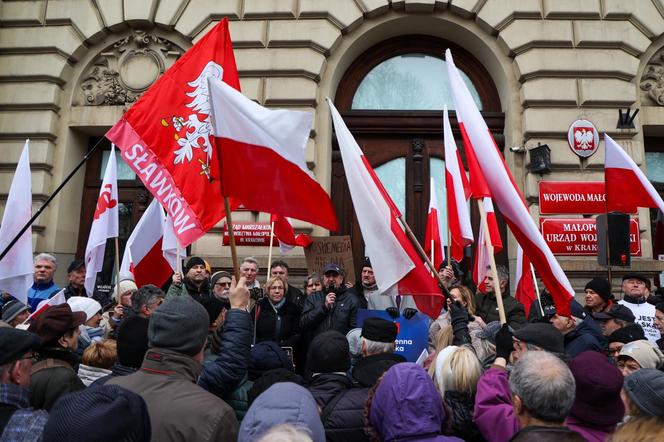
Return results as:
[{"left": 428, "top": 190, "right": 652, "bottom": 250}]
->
[
  {"left": 304, "top": 236, "right": 355, "bottom": 283},
  {"left": 222, "top": 222, "right": 271, "bottom": 246},
  {"left": 539, "top": 181, "right": 617, "bottom": 214},
  {"left": 540, "top": 218, "right": 641, "bottom": 256},
  {"left": 357, "top": 309, "right": 429, "bottom": 362}
]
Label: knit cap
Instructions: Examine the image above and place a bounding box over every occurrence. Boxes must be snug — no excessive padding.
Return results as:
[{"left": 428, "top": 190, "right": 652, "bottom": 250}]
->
[
  {"left": 618, "top": 340, "right": 664, "bottom": 369},
  {"left": 307, "top": 330, "right": 351, "bottom": 373},
  {"left": 148, "top": 296, "right": 208, "bottom": 356},
  {"left": 623, "top": 369, "right": 664, "bottom": 416},
  {"left": 584, "top": 277, "right": 612, "bottom": 301},
  {"left": 1, "top": 299, "right": 30, "bottom": 323},
  {"left": 67, "top": 297, "right": 102, "bottom": 322}
]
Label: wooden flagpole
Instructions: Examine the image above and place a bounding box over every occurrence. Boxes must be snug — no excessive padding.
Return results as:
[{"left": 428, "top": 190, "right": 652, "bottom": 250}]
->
[
  {"left": 430, "top": 239, "right": 435, "bottom": 276},
  {"left": 477, "top": 200, "right": 507, "bottom": 324},
  {"left": 397, "top": 215, "right": 449, "bottom": 292},
  {"left": 529, "top": 263, "right": 544, "bottom": 316},
  {"left": 267, "top": 221, "right": 275, "bottom": 279},
  {"left": 176, "top": 242, "right": 182, "bottom": 276},
  {"left": 224, "top": 197, "right": 240, "bottom": 281},
  {"left": 114, "top": 237, "right": 121, "bottom": 303}
]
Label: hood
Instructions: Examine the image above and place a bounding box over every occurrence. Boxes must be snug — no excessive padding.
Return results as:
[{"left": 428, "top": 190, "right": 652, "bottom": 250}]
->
[
  {"left": 370, "top": 362, "right": 445, "bottom": 441},
  {"left": 239, "top": 382, "right": 325, "bottom": 442}
]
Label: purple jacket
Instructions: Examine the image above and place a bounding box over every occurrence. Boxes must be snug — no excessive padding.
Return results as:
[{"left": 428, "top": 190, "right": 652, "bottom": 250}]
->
[
  {"left": 566, "top": 416, "right": 613, "bottom": 442},
  {"left": 370, "top": 363, "right": 463, "bottom": 442},
  {"left": 473, "top": 366, "right": 520, "bottom": 441}
]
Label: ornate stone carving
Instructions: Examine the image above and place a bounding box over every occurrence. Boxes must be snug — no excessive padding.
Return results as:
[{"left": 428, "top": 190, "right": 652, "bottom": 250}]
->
[
  {"left": 640, "top": 48, "right": 664, "bottom": 106},
  {"left": 79, "top": 30, "right": 184, "bottom": 106}
]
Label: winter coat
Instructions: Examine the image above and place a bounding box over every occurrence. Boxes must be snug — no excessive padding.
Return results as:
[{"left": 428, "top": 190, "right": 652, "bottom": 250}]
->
[
  {"left": 369, "top": 363, "right": 463, "bottom": 442},
  {"left": 166, "top": 278, "right": 225, "bottom": 326},
  {"left": 308, "top": 373, "right": 369, "bottom": 442},
  {"left": 77, "top": 364, "right": 112, "bottom": 387},
  {"left": 474, "top": 292, "right": 526, "bottom": 330},
  {"left": 444, "top": 390, "right": 484, "bottom": 442},
  {"left": 27, "top": 281, "right": 60, "bottom": 311},
  {"left": 300, "top": 288, "right": 359, "bottom": 337},
  {"left": 352, "top": 352, "right": 406, "bottom": 387},
  {"left": 566, "top": 415, "right": 615, "bottom": 442},
  {"left": 29, "top": 347, "right": 85, "bottom": 411},
  {"left": 473, "top": 366, "right": 519, "bottom": 441},
  {"left": 286, "top": 284, "right": 306, "bottom": 308},
  {"left": 251, "top": 297, "right": 301, "bottom": 348},
  {"left": 108, "top": 348, "right": 238, "bottom": 442},
  {"left": 62, "top": 284, "right": 86, "bottom": 299},
  {"left": 223, "top": 375, "right": 253, "bottom": 422},
  {"left": 509, "top": 425, "right": 584, "bottom": 441},
  {"left": 564, "top": 318, "right": 604, "bottom": 358}
]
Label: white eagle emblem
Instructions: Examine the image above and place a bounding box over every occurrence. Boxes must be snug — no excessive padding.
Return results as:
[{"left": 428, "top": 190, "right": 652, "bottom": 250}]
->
[{"left": 574, "top": 128, "right": 595, "bottom": 150}]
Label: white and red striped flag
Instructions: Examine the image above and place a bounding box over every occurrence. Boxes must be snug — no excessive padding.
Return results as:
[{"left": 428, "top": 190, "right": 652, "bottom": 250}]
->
[
  {"left": 443, "top": 107, "right": 473, "bottom": 262},
  {"left": 515, "top": 245, "right": 537, "bottom": 317},
  {"left": 424, "top": 178, "right": 445, "bottom": 269},
  {"left": 445, "top": 49, "right": 574, "bottom": 316},
  {"left": 605, "top": 133, "right": 664, "bottom": 213},
  {"left": 28, "top": 289, "right": 66, "bottom": 321},
  {"left": 270, "top": 214, "right": 312, "bottom": 253},
  {"left": 472, "top": 197, "right": 503, "bottom": 292},
  {"left": 328, "top": 98, "right": 444, "bottom": 319},
  {"left": 163, "top": 214, "right": 186, "bottom": 273},
  {"left": 84, "top": 145, "right": 119, "bottom": 296}
]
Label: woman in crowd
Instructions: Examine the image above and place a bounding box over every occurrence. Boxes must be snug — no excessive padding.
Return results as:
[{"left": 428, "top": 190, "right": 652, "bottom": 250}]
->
[
  {"left": 616, "top": 340, "right": 664, "bottom": 376},
  {"left": 67, "top": 296, "right": 104, "bottom": 356},
  {"left": 304, "top": 273, "right": 323, "bottom": 296},
  {"left": 252, "top": 276, "right": 301, "bottom": 349},
  {"left": 100, "top": 279, "right": 138, "bottom": 337},
  {"left": 78, "top": 339, "right": 117, "bottom": 386}
]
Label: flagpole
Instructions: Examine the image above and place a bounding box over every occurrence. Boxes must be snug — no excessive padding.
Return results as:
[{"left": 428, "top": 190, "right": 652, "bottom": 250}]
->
[
  {"left": 430, "top": 239, "right": 434, "bottom": 276},
  {"left": 224, "top": 197, "right": 240, "bottom": 281},
  {"left": 176, "top": 242, "right": 182, "bottom": 275},
  {"left": 267, "top": 220, "right": 275, "bottom": 279},
  {"left": 477, "top": 200, "right": 507, "bottom": 324},
  {"left": 114, "top": 237, "right": 121, "bottom": 303},
  {"left": 529, "top": 263, "right": 544, "bottom": 316}
]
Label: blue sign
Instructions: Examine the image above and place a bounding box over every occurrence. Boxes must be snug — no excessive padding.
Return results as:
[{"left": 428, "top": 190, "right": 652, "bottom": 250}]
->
[{"left": 357, "top": 309, "right": 429, "bottom": 362}]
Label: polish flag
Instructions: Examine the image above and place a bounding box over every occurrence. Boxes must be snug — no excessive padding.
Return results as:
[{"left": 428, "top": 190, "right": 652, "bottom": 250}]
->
[
  {"left": 445, "top": 49, "right": 573, "bottom": 316},
  {"left": 473, "top": 197, "right": 503, "bottom": 292},
  {"left": 28, "top": 289, "right": 66, "bottom": 321},
  {"left": 328, "top": 98, "right": 444, "bottom": 319},
  {"left": 443, "top": 107, "right": 473, "bottom": 261},
  {"left": 120, "top": 199, "right": 173, "bottom": 288},
  {"left": 270, "top": 214, "right": 312, "bottom": 253},
  {"left": 84, "top": 145, "right": 119, "bottom": 296},
  {"left": 0, "top": 140, "right": 33, "bottom": 304},
  {"left": 163, "top": 214, "right": 186, "bottom": 272},
  {"left": 515, "top": 245, "right": 537, "bottom": 317},
  {"left": 207, "top": 78, "right": 338, "bottom": 232},
  {"left": 605, "top": 134, "right": 664, "bottom": 213},
  {"left": 425, "top": 178, "right": 445, "bottom": 270}
]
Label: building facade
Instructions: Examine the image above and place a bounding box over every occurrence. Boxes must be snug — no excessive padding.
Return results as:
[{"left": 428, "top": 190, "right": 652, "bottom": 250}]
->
[{"left": 2, "top": 0, "right": 664, "bottom": 291}]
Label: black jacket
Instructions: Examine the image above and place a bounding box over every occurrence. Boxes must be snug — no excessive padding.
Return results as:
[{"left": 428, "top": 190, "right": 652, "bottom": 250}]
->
[
  {"left": 564, "top": 318, "right": 604, "bottom": 358},
  {"left": 352, "top": 353, "right": 405, "bottom": 387},
  {"left": 308, "top": 373, "right": 369, "bottom": 442},
  {"left": 474, "top": 291, "right": 526, "bottom": 329},
  {"left": 444, "top": 390, "right": 483, "bottom": 442},
  {"left": 300, "top": 288, "right": 359, "bottom": 337},
  {"left": 286, "top": 285, "right": 306, "bottom": 308},
  {"left": 251, "top": 297, "right": 301, "bottom": 348},
  {"left": 62, "top": 284, "right": 85, "bottom": 299},
  {"left": 30, "top": 347, "right": 85, "bottom": 411}
]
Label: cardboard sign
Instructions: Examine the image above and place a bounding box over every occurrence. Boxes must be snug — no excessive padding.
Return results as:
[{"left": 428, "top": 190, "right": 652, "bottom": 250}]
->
[
  {"left": 357, "top": 309, "right": 429, "bottom": 362},
  {"left": 304, "top": 236, "right": 355, "bottom": 283},
  {"left": 568, "top": 119, "right": 599, "bottom": 158},
  {"left": 539, "top": 181, "right": 613, "bottom": 214},
  {"left": 540, "top": 218, "right": 641, "bottom": 256},
  {"left": 222, "top": 222, "right": 271, "bottom": 246}
]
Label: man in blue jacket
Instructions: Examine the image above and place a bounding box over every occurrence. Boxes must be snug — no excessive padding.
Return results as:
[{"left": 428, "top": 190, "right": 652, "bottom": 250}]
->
[{"left": 27, "top": 253, "right": 60, "bottom": 310}]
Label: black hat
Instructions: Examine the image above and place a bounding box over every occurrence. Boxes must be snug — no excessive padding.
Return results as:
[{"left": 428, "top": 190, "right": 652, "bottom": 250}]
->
[
  {"left": 66, "top": 259, "right": 85, "bottom": 274},
  {"left": 513, "top": 323, "right": 565, "bottom": 354},
  {"left": 307, "top": 331, "right": 350, "bottom": 373},
  {"left": 607, "top": 323, "right": 645, "bottom": 344},
  {"left": 363, "top": 257, "right": 372, "bottom": 269},
  {"left": 361, "top": 317, "right": 398, "bottom": 343},
  {"left": 184, "top": 256, "right": 206, "bottom": 274},
  {"left": 117, "top": 315, "right": 149, "bottom": 369},
  {"left": 437, "top": 258, "right": 461, "bottom": 278},
  {"left": 0, "top": 328, "right": 41, "bottom": 365},
  {"left": 622, "top": 273, "right": 651, "bottom": 289},
  {"left": 248, "top": 341, "right": 293, "bottom": 380},
  {"left": 584, "top": 277, "right": 612, "bottom": 302},
  {"left": 323, "top": 263, "right": 343, "bottom": 275},
  {"left": 592, "top": 304, "right": 635, "bottom": 323}
]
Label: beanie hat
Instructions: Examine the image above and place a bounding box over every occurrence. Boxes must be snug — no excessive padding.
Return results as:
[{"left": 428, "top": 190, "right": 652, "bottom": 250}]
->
[
  {"left": 114, "top": 279, "right": 138, "bottom": 303},
  {"left": 148, "top": 296, "right": 208, "bottom": 356},
  {"left": 117, "top": 315, "right": 149, "bottom": 368},
  {"left": 67, "top": 297, "right": 102, "bottom": 322},
  {"left": 568, "top": 351, "right": 624, "bottom": 426},
  {"left": 1, "top": 299, "right": 30, "bottom": 324},
  {"left": 584, "top": 277, "right": 613, "bottom": 301},
  {"left": 623, "top": 369, "right": 664, "bottom": 416},
  {"left": 248, "top": 341, "right": 293, "bottom": 380},
  {"left": 618, "top": 340, "right": 664, "bottom": 369},
  {"left": 184, "top": 256, "right": 205, "bottom": 274},
  {"left": 43, "top": 384, "right": 151, "bottom": 442},
  {"left": 608, "top": 323, "right": 645, "bottom": 344},
  {"left": 361, "top": 317, "right": 398, "bottom": 343},
  {"left": 210, "top": 270, "right": 232, "bottom": 286},
  {"left": 363, "top": 257, "right": 372, "bottom": 269},
  {"left": 512, "top": 323, "right": 565, "bottom": 354},
  {"left": 307, "top": 331, "right": 351, "bottom": 373}
]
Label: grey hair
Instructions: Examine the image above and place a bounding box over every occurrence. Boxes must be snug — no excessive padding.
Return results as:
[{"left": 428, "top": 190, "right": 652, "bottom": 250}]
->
[
  {"left": 131, "top": 284, "right": 164, "bottom": 311},
  {"left": 509, "top": 351, "right": 575, "bottom": 423},
  {"left": 362, "top": 337, "right": 395, "bottom": 355},
  {"left": 242, "top": 257, "right": 258, "bottom": 266},
  {"left": 495, "top": 265, "right": 509, "bottom": 283},
  {"left": 34, "top": 253, "right": 57, "bottom": 267},
  {"left": 256, "top": 424, "right": 313, "bottom": 442}
]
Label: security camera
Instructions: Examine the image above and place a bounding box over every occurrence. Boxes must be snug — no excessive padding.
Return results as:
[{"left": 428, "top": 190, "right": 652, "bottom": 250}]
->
[{"left": 509, "top": 145, "right": 525, "bottom": 153}]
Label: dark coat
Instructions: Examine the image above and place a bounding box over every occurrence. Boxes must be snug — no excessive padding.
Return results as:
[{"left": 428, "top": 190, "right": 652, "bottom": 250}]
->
[
  {"left": 29, "top": 347, "right": 85, "bottom": 411},
  {"left": 474, "top": 291, "right": 526, "bottom": 329},
  {"left": 308, "top": 373, "right": 369, "bottom": 442},
  {"left": 564, "top": 318, "right": 604, "bottom": 358},
  {"left": 300, "top": 288, "right": 359, "bottom": 337},
  {"left": 286, "top": 284, "right": 306, "bottom": 308},
  {"left": 444, "top": 390, "right": 484, "bottom": 442},
  {"left": 166, "top": 278, "right": 224, "bottom": 325},
  {"left": 352, "top": 353, "right": 406, "bottom": 387},
  {"left": 251, "top": 297, "right": 301, "bottom": 348}
]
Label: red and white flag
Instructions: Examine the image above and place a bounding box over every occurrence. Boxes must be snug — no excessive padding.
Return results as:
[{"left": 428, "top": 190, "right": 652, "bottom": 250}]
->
[
  {"left": 163, "top": 214, "right": 186, "bottom": 272},
  {"left": 120, "top": 199, "right": 174, "bottom": 288},
  {"left": 445, "top": 49, "right": 574, "bottom": 316},
  {"left": 0, "top": 140, "right": 33, "bottom": 304},
  {"left": 515, "top": 245, "right": 537, "bottom": 317},
  {"left": 27, "top": 289, "right": 66, "bottom": 321},
  {"left": 207, "top": 78, "right": 338, "bottom": 232},
  {"left": 328, "top": 98, "right": 444, "bottom": 319},
  {"left": 84, "top": 145, "right": 119, "bottom": 296},
  {"left": 605, "top": 133, "right": 664, "bottom": 213},
  {"left": 106, "top": 19, "right": 240, "bottom": 248},
  {"left": 424, "top": 178, "right": 445, "bottom": 270},
  {"left": 270, "top": 214, "right": 312, "bottom": 253},
  {"left": 472, "top": 197, "right": 503, "bottom": 292},
  {"left": 443, "top": 107, "right": 473, "bottom": 261}
]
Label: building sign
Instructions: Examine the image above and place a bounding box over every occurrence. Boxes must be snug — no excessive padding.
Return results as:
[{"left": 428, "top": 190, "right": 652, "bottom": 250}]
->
[
  {"left": 568, "top": 119, "right": 599, "bottom": 158},
  {"left": 304, "top": 236, "right": 355, "bottom": 283},
  {"left": 222, "top": 222, "right": 272, "bottom": 246},
  {"left": 540, "top": 218, "right": 641, "bottom": 256},
  {"left": 539, "top": 181, "right": 613, "bottom": 214}
]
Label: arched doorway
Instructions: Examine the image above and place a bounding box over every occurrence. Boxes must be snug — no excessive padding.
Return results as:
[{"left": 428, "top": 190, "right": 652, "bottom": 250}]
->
[{"left": 332, "top": 35, "right": 507, "bottom": 281}]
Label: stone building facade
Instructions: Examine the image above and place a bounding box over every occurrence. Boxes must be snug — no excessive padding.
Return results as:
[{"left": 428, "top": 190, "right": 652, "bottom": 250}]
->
[{"left": 2, "top": 0, "right": 664, "bottom": 291}]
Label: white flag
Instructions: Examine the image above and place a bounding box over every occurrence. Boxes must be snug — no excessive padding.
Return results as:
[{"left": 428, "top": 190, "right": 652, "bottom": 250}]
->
[
  {"left": 163, "top": 214, "right": 186, "bottom": 273},
  {"left": 84, "top": 144, "right": 119, "bottom": 295},
  {"left": 0, "top": 140, "right": 33, "bottom": 304}
]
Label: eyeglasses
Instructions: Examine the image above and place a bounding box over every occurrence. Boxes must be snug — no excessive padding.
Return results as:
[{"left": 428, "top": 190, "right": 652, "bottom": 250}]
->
[{"left": 215, "top": 282, "right": 232, "bottom": 288}]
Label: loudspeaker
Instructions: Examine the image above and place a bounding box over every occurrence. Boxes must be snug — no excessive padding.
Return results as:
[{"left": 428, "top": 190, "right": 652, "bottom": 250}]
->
[{"left": 597, "top": 212, "right": 631, "bottom": 267}]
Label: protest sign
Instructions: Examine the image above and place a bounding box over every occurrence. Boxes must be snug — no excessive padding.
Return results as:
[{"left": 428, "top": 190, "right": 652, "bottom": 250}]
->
[
  {"left": 304, "top": 235, "right": 355, "bottom": 283},
  {"left": 357, "top": 309, "right": 429, "bottom": 362},
  {"left": 221, "top": 222, "right": 271, "bottom": 246}
]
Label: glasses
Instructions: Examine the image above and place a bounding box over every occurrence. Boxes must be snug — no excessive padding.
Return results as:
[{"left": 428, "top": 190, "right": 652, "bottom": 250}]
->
[
  {"left": 21, "top": 352, "right": 36, "bottom": 360},
  {"left": 215, "top": 282, "right": 232, "bottom": 288}
]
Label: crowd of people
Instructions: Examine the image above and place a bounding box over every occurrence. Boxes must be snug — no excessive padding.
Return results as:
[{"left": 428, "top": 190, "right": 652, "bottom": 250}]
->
[{"left": 1, "top": 252, "right": 664, "bottom": 441}]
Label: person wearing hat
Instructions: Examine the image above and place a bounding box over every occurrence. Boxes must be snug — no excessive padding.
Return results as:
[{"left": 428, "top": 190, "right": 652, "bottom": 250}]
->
[
  {"left": 62, "top": 258, "right": 86, "bottom": 300},
  {"left": 566, "top": 351, "right": 625, "bottom": 441},
  {"left": 583, "top": 276, "right": 615, "bottom": 314},
  {"left": 511, "top": 322, "right": 565, "bottom": 363},
  {"left": 100, "top": 278, "right": 138, "bottom": 339},
  {"left": 167, "top": 256, "right": 224, "bottom": 326},
  {"left": 622, "top": 368, "right": 664, "bottom": 418},
  {"left": 357, "top": 257, "right": 418, "bottom": 317},
  {"left": 67, "top": 296, "right": 104, "bottom": 356},
  {"left": 1, "top": 299, "right": 31, "bottom": 327},
  {"left": 351, "top": 317, "right": 405, "bottom": 388},
  {"left": 549, "top": 299, "right": 603, "bottom": 358},
  {"left": 617, "top": 339, "right": 664, "bottom": 376},
  {"left": 438, "top": 258, "right": 463, "bottom": 289},
  {"left": 27, "top": 303, "right": 87, "bottom": 411},
  {"left": 474, "top": 265, "right": 527, "bottom": 330},
  {"left": 108, "top": 277, "right": 253, "bottom": 441},
  {"left": 607, "top": 323, "right": 646, "bottom": 362},
  {"left": 300, "top": 263, "right": 359, "bottom": 339},
  {"left": 619, "top": 273, "right": 661, "bottom": 345},
  {"left": 211, "top": 271, "right": 232, "bottom": 306},
  {"left": 306, "top": 331, "right": 369, "bottom": 441},
  {"left": 0, "top": 327, "right": 48, "bottom": 438}
]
